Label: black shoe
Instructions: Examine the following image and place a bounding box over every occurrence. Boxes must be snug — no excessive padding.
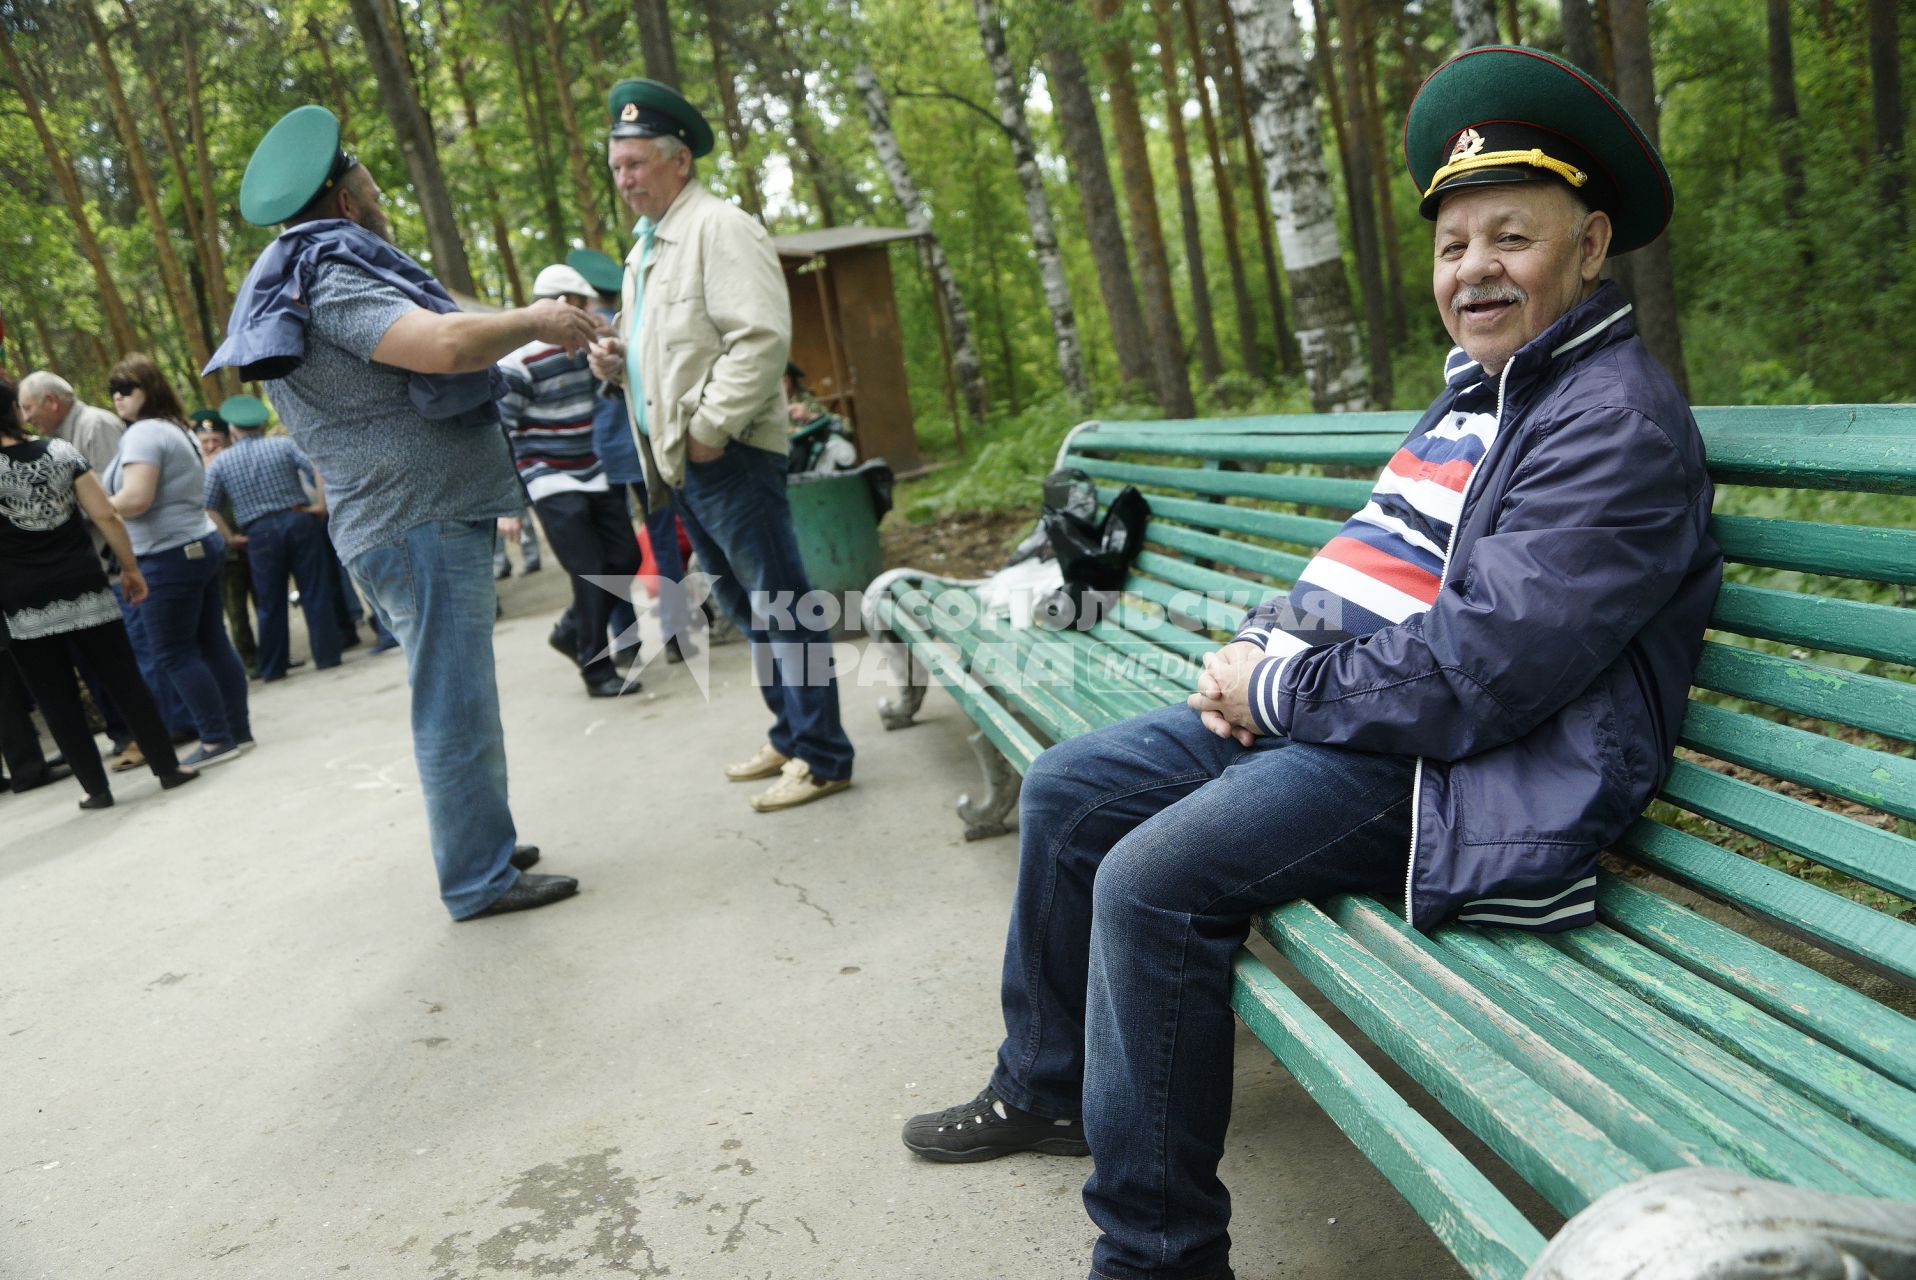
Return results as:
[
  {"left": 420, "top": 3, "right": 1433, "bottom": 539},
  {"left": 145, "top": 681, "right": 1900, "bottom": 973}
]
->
[
  {"left": 339, "top": 631, "right": 362, "bottom": 651},
  {"left": 583, "top": 671, "right": 639, "bottom": 698},
  {"left": 158, "top": 767, "right": 200, "bottom": 790},
  {"left": 495, "top": 561, "right": 512, "bottom": 581},
  {"left": 548, "top": 623, "right": 579, "bottom": 665},
  {"left": 10, "top": 761, "right": 73, "bottom": 793},
  {"left": 510, "top": 843, "right": 541, "bottom": 871},
  {"left": 901, "top": 1087, "right": 1090, "bottom": 1163},
  {"left": 79, "top": 792, "right": 114, "bottom": 811},
  {"left": 462, "top": 872, "right": 578, "bottom": 920}
]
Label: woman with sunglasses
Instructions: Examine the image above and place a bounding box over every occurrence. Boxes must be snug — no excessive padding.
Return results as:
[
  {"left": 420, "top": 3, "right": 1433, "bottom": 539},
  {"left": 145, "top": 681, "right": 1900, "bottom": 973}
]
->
[
  {"left": 0, "top": 376, "right": 199, "bottom": 808},
  {"left": 103, "top": 355, "right": 253, "bottom": 767}
]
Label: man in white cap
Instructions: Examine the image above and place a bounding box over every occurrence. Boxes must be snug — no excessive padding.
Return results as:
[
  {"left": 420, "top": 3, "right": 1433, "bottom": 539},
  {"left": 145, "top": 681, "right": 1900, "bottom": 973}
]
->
[{"left": 497, "top": 264, "right": 643, "bottom": 698}]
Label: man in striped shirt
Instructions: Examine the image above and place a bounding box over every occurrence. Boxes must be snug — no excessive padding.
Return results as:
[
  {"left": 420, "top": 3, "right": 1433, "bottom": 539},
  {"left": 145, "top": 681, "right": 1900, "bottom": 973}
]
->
[{"left": 497, "top": 264, "right": 641, "bottom": 698}]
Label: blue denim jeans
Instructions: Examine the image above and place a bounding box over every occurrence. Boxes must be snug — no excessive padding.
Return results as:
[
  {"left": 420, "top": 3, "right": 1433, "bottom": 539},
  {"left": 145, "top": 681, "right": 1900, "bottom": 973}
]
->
[
  {"left": 137, "top": 532, "right": 251, "bottom": 746},
  {"left": 990, "top": 704, "right": 1415, "bottom": 1280},
  {"left": 246, "top": 509, "right": 344, "bottom": 680},
  {"left": 674, "top": 445, "right": 853, "bottom": 780},
  {"left": 116, "top": 582, "right": 194, "bottom": 737},
  {"left": 348, "top": 519, "right": 519, "bottom": 920}
]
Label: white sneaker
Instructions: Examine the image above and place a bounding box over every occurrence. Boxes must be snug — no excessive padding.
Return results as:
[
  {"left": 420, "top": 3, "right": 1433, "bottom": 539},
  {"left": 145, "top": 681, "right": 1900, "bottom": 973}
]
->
[
  {"left": 750, "top": 759, "right": 851, "bottom": 812},
  {"left": 724, "top": 743, "right": 790, "bottom": 782}
]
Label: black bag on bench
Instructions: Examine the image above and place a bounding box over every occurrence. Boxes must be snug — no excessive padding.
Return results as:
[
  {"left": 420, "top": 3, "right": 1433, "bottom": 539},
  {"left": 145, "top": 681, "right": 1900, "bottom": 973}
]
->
[{"left": 1035, "top": 468, "right": 1149, "bottom": 630}]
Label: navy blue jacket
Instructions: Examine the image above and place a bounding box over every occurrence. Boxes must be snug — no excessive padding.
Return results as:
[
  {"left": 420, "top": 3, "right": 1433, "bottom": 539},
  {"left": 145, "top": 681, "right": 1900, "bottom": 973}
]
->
[
  {"left": 1262, "top": 284, "right": 1721, "bottom": 932},
  {"left": 203, "top": 220, "right": 503, "bottom": 427}
]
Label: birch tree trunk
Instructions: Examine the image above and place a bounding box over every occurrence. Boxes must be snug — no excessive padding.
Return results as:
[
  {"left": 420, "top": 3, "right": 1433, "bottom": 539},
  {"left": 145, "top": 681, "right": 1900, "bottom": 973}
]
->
[
  {"left": 1606, "top": 0, "right": 1688, "bottom": 395},
  {"left": 1229, "top": 0, "right": 1369, "bottom": 411},
  {"left": 854, "top": 64, "right": 988, "bottom": 425},
  {"left": 0, "top": 23, "right": 139, "bottom": 358},
  {"left": 537, "top": 0, "right": 608, "bottom": 253},
  {"left": 1181, "top": 0, "right": 1260, "bottom": 374},
  {"left": 1043, "top": 42, "right": 1154, "bottom": 392},
  {"left": 1217, "top": 0, "right": 1298, "bottom": 373},
  {"left": 81, "top": 2, "right": 217, "bottom": 399},
  {"left": 1450, "top": 0, "right": 1498, "bottom": 48},
  {"left": 183, "top": 28, "right": 238, "bottom": 392},
  {"left": 704, "top": 0, "right": 765, "bottom": 219},
  {"left": 633, "top": 0, "right": 682, "bottom": 87},
  {"left": 344, "top": 0, "right": 477, "bottom": 293},
  {"left": 1335, "top": 0, "right": 1392, "bottom": 405},
  {"left": 1086, "top": 0, "right": 1195, "bottom": 418},
  {"left": 1149, "top": 0, "right": 1222, "bottom": 385},
  {"left": 971, "top": 0, "right": 1089, "bottom": 401}
]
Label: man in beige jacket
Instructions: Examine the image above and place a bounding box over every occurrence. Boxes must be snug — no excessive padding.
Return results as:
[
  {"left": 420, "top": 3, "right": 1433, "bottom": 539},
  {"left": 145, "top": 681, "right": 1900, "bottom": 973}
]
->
[{"left": 587, "top": 77, "right": 853, "bottom": 812}]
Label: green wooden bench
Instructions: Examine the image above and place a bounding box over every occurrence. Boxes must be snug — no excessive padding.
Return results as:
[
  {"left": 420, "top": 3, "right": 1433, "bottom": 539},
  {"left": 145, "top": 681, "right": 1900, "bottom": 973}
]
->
[{"left": 863, "top": 405, "right": 1916, "bottom": 1277}]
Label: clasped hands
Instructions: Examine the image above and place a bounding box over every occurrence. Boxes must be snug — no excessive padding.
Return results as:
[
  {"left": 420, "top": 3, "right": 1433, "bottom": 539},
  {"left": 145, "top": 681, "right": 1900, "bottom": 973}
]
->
[{"left": 1186, "top": 640, "right": 1267, "bottom": 747}]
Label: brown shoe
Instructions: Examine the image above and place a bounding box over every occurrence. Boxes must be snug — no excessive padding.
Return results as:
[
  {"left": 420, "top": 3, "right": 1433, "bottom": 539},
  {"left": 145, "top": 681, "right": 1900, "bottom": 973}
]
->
[
  {"left": 724, "top": 743, "right": 790, "bottom": 782},
  {"left": 750, "top": 759, "right": 851, "bottom": 812},
  {"left": 110, "top": 742, "right": 146, "bottom": 773}
]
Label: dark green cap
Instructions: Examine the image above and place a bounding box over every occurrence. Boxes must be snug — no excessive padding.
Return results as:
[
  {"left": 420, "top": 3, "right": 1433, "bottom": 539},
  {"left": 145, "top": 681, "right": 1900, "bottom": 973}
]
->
[
  {"left": 189, "top": 406, "right": 224, "bottom": 427},
  {"left": 219, "top": 394, "right": 272, "bottom": 428},
  {"left": 606, "top": 78, "right": 713, "bottom": 157},
  {"left": 566, "top": 248, "right": 626, "bottom": 296},
  {"left": 1405, "top": 46, "right": 1672, "bottom": 254},
  {"left": 239, "top": 105, "right": 359, "bottom": 227}
]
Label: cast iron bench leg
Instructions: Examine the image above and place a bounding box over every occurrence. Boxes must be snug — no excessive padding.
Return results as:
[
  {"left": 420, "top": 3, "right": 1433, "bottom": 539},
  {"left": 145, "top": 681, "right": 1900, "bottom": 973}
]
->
[
  {"left": 1525, "top": 1167, "right": 1916, "bottom": 1280},
  {"left": 957, "top": 730, "right": 1020, "bottom": 841},
  {"left": 875, "top": 636, "right": 929, "bottom": 730}
]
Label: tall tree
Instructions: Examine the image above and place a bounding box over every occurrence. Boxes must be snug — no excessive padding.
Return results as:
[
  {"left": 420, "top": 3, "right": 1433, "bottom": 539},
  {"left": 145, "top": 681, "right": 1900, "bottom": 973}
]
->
[
  {"left": 342, "top": 0, "right": 477, "bottom": 292},
  {"left": 704, "top": 0, "right": 766, "bottom": 219},
  {"left": 1181, "top": 0, "right": 1260, "bottom": 374},
  {"left": 538, "top": 0, "right": 609, "bottom": 253},
  {"left": 972, "top": 0, "right": 1090, "bottom": 401},
  {"left": 0, "top": 22, "right": 139, "bottom": 358},
  {"left": 1450, "top": 0, "right": 1498, "bottom": 48},
  {"left": 1766, "top": 0, "right": 1807, "bottom": 234},
  {"left": 506, "top": 11, "right": 570, "bottom": 256},
  {"left": 1606, "top": 0, "right": 1688, "bottom": 394},
  {"left": 441, "top": 1, "right": 528, "bottom": 305},
  {"left": 1086, "top": 0, "right": 1196, "bottom": 418},
  {"left": 1216, "top": 0, "right": 1298, "bottom": 372},
  {"left": 1149, "top": 0, "right": 1222, "bottom": 385},
  {"left": 1329, "top": 0, "right": 1392, "bottom": 403},
  {"left": 854, "top": 64, "right": 988, "bottom": 426},
  {"left": 1867, "top": 0, "right": 1904, "bottom": 236},
  {"left": 81, "top": 1, "right": 217, "bottom": 398},
  {"left": 1229, "top": 0, "right": 1369, "bottom": 410},
  {"left": 182, "top": 25, "right": 238, "bottom": 390},
  {"left": 1560, "top": 0, "right": 1601, "bottom": 75},
  {"left": 634, "top": 0, "right": 682, "bottom": 86},
  {"left": 1360, "top": 3, "right": 1407, "bottom": 346},
  {"left": 1042, "top": 39, "right": 1155, "bottom": 392},
  {"left": 305, "top": 17, "right": 358, "bottom": 144}
]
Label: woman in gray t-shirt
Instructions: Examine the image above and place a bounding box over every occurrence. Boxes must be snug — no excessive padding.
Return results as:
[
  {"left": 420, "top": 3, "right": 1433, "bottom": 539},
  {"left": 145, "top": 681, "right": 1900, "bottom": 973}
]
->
[{"left": 103, "top": 355, "right": 251, "bottom": 766}]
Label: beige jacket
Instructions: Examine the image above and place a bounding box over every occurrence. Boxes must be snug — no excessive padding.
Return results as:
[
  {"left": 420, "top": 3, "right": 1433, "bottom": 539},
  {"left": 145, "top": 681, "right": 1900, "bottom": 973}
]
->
[{"left": 620, "top": 179, "right": 790, "bottom": 504}]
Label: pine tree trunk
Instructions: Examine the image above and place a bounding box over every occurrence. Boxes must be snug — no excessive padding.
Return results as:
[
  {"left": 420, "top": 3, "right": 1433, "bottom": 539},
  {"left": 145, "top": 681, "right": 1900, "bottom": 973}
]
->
[
  {"left": 1606, "top": 0, "right": 1688, "bottom": 394},
  {"left": 1868, "top": 0, "right": 1905, "bottom": 235},
  {"left": 1360, "top": 3, "right": 1407, "bottom": 347},
  {"left": 1560, "top": 0, "right": 1602, "bottom": 74},
  {"left": 0, "top": 24, "right": 139, "bottom": 359},
  {"left": 183, "top": 26, "right": 238, "bottom": 392},
  {"left": 1181, "top": 0, "right": 1260, "bottom": 374},
  {"left": 1148, "top": 0, "right": 1222, "bottom": 386},
  {"left": 81, "top": 2, "right": 217, "bottom": 398},
  {"left": 1502, "top": 0, "right": 1521, "bottom": 42},
  {"left": 1767, "top": 0, "right": 1808, "bottom": 233},
  {"left": 704, "top": 0, "right": 765, "bottom": 219},
  {"left": 442, "top": 3, "right": 527, "bottom": 307},
  {"left": 536, "top": 0, "right": 607, "bottom": 253},
  {"left": 1086, "top": 0, "right": 1196, "bottom": 418},
  {"left": 1229, "top": 0, "right": 1369, "bottom": 411},
  {"left": 1043, "top": 42, "right": 1154, "bottom": 392},
  {"left": 114, "top": 1, "right": 215, "bottom": 332},
  {"left": 344, "top": 0, "right": 477, "bottom": 293},
  {"left": 633, "top": 0, "right": 682, "bottom": 86},
  {"left": 1216, "top": 0, "right": 1298, "bottom": 373},
  {"left": 1331, "top": 0, "right": 1391, "bottom": 404},
  {"left": 971, "top": 0, "right": 1088, "bottom": 401},
  {"left": 768, "top": 18, "right": 842, "bottom": 227},
  {"left": 1450, "top": 0, "right": 1498, "bottom": 48},
  {"left": 507, "top": 14, "right": 571, "bottom": 257},
  {"left": 854, "top": 64, "right": 988, "bottom": 425}
]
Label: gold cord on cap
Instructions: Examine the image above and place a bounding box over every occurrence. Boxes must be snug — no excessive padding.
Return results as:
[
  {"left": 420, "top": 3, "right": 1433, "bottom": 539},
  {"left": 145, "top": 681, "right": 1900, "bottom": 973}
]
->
[{"left": 1424, "top": 148, "right": 1588, "bottom": 198}]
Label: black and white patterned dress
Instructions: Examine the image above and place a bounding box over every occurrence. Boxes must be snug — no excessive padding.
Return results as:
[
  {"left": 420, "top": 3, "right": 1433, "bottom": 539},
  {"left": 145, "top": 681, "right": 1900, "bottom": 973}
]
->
[{"left": 0, "top": 437, "right": 121, "bottom": 640}]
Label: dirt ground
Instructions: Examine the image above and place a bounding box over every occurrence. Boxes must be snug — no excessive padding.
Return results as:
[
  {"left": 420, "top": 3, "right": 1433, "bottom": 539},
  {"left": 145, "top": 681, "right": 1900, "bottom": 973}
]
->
[{"left": 880, "top": 508, "right": 1036, "bottom": 579}]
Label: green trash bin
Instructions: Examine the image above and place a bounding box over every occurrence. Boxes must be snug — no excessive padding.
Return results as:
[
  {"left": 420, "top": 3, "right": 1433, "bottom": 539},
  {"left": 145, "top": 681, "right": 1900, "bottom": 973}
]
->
[{"left": 787, "top": 467, "right": 887, "bottom": 631}]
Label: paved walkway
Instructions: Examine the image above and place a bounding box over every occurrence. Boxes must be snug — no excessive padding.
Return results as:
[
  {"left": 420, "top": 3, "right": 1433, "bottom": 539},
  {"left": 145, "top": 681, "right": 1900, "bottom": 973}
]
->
[{"left": 2, "top": 570, "right": 1530, "bottom": 1278}]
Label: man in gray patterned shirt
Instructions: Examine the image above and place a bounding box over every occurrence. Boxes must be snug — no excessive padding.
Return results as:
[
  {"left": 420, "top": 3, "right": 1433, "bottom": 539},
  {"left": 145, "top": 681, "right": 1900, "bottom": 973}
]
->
[{"left": 214, "top": 105, "right": 601, "bottom": 921}]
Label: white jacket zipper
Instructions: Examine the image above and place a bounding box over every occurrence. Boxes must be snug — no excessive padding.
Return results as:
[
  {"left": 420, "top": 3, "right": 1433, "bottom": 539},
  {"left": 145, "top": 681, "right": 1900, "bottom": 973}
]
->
[{"left": 1403, "top": 359, "right": 1514, "bottom": 928}]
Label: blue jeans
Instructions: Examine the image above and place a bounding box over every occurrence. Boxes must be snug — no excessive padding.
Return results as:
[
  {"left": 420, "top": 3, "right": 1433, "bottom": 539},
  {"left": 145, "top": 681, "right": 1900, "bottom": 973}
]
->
[
  {"left": 348, "top": 519, "right": 519, "bottom": 919},
  {"left": 114, "top": 584, "right": 193, "bottom": 737},
  {"left": 137, "top": 532, "right": 251, "bottom": 746},
  {"left": 990, "top": 704, "right": 1415, "bottom": 1280},
  {"left": 675, "top": 445, "right": 853, "bottom": 780},
  {"left": 246, "top": 509, "right": 344, "bottom": 680}
]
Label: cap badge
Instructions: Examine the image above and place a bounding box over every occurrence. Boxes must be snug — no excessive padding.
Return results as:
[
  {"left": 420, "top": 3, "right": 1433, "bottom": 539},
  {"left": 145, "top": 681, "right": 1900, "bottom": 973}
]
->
[
  {"left": 1449, "top": 128, "right": 1486, "bottom": 163},
  {"left": 621, "top": 101, "right": 639, "bottom": 123}
]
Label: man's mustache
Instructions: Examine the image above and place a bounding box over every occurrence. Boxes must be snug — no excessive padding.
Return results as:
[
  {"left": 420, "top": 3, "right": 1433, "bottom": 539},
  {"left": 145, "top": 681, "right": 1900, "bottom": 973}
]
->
[{"left": 1452, "top": 284, "right": 1526, "bottom": 312}]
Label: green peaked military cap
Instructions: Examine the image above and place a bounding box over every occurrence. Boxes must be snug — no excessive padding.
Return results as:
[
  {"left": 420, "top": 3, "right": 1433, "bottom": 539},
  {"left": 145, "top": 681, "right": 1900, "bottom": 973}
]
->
[
  {"left": 606, "top": 78, "right": 714, "bottom": 158},
  {"left": 219, "top": 394, "right": 272, "bottom": 427},
  {"left": 239, "top": 105, "right": 358, "bottom": 227},
  {"left": 188, "top": 406, "right": 224, "bottom": 428},
  {"left": 1405, "top": 46, "right": 1673, "bottom": 254},
  {"left": 567, "top": 248, "right": 626, "bottom": 296}
]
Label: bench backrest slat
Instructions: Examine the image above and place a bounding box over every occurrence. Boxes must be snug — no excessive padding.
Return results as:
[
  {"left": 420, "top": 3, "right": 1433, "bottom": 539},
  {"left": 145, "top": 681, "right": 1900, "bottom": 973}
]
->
[
  {"left": 1691, "top": 643, "right": 1916, "bottom": 744},
  {"left": 1680, "top": 702, "right": 1916, "bottom": 825}
]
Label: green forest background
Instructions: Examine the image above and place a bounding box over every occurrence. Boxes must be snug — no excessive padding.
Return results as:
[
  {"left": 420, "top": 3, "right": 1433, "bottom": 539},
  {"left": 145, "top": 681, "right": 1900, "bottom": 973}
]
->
[{"left": 1, "top": 0, "right": 1911, "bottom": 517}]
